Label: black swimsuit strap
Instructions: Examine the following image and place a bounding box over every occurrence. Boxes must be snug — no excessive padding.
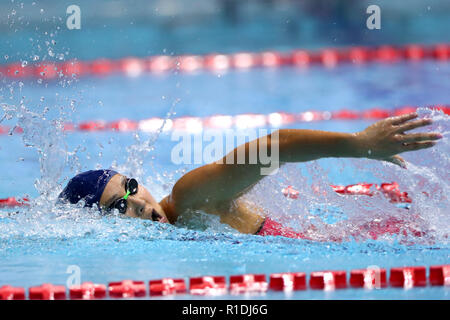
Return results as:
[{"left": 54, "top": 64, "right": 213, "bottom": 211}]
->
[{"left": 254, "top": 217, "right": 267, "bottom": 235}]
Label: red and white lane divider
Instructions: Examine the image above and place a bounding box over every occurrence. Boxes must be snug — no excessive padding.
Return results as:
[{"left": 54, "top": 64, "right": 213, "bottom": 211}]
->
[
  {"left": 283, "top": 182, "right": 412, "bottom": 203},
  {"left": 0, "top": 197, "right": 29, "bottom": 208},
  {"left": 0, "top": 105, "right": 449, "bottom": 135},
  {"left": 0, "top": 265, "right": 448, "bottom": 299},
  {"left": 0, "top": 181, "right": 413, "bottom": 208},
  {"left": 1, "top": 44, "right": 449, "bottom": 79}
]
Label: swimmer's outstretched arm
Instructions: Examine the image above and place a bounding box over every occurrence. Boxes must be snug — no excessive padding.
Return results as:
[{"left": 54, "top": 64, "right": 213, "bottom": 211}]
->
[{"left": 163, "top": 113, "right": 441, "bottom": 217}]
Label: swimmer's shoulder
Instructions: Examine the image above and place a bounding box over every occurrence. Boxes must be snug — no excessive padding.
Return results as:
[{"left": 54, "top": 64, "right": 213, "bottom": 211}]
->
[{"left": 159, "top": 191, "right": 226, "bottom": 224}]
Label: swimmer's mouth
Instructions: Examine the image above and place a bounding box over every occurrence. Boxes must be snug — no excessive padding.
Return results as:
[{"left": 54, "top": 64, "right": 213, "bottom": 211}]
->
[{"left": 151, "top": 209, "right": 168, "bottom": 223}]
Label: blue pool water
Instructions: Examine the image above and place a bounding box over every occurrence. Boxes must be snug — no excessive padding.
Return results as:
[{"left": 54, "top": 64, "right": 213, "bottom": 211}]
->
[{"left": 1, "top": 61, "right": 449, "bottom": 299}]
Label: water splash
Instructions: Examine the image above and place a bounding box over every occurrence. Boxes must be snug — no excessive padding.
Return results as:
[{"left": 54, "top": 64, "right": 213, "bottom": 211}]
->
[
  {"left": 243, "top": 108, "right": 449, "bottom": 244},
  {"left": 113, "top": 99, "right": 180, "bottom": 183}
]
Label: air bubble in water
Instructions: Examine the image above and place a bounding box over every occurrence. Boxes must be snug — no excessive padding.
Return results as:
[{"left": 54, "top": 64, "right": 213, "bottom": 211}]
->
[{"left": 21, "top": 60, "right": 28, "bottom": 67}]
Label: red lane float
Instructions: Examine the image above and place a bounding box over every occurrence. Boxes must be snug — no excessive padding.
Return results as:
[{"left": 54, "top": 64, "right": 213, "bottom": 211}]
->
[
  {"left": 0, "top": 197, "right": 29, "bottom": 208},
  {"left": 108, "top": 119, "right": 139, "bottom": 132},
  {"left": 362, "top": 108, "right": 391, "bottom": 119},
  {"left": 433, "top": 44, "right": 450, "bottom": 60},
  {"left": 34, "top": 62, "right": 59, "bottom": 79},
  {"left": 429, "top": 265, "right": 450, "bottom": 286},
  {"left": 148, "top": 55, "right": 174, "bottom": 73},
  {"left": 0, "top": 286, "right": 26, "bottom": 300},
  {"left": 389, "top": 266, "right": 427, "bottom": 288},
  {"left": 347, "top": 47, "right": 371, "bottom": 64},
  {"left": 329, "top": 182, "right": 412, "bottom": 203},
  {"left": 90, "top": 59, "right": 115, "bottom": 75},
  {"left": 108, "top": 280, "right": 147, "bottom": 298},
  {"left": 78, "top": 120, "right": 107, "bottom": 131},
  {"left": 189, "top": 276, "right": 227, "bottom": 295},
  {"left": 269, "top": 272, "right": 307, "bottom": 291},
  {"left": 1, "top": 265, "right": 448, "bottom": 300},
  {"left": 377, "top": 182, "right": 412, "bottom": 203},
  {"left": 229, "top": 274, "right": 268, "bottom": 294},
  {"left": 404, "top": 45, "right": 426, "bottom": 61},
  {"left": 61, "top": 61, "right": 85, "bottom": 78},
  {"left": 120, "top": 58, "right": 146, "bottom": 77},
  {"left": 0, "top": 105, "right": 449, "bottom": 135},
  {"left": 1, "top": 44, "right": 449, "bottom": 79},
  {"left": 177, "top": 55, "right": 204, "bottom": 73},
  {"left": 281, "top": 186, "right": 300, "bottom": 199},
  {"left": 149, "top": 278, "right": 186, "bottom": 296},
  {"left": 309, "top": 270, "right": 347, "bottom": 290},
  {"left": 29, "top": 283, "right": 66, "bottom": 300},
  {"left": 205, "top": 54, "right": 232, "bottom": 71},
  {"left": 62, "top": 122, "right": 76, "bottom": 132},
  {"left": 331, "top": 181, "right": 413, "bottom": 203},
  {"left": 69, "top": 282, "right": 106, "bottom": 300},
  {"left": 350, "top": 268, "right": 387, "bottom": 289}
]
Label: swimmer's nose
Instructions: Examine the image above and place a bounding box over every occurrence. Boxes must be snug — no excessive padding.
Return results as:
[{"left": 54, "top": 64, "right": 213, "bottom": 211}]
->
[{"left": 151, "top": 209, "right": 166, "bottom": 223}]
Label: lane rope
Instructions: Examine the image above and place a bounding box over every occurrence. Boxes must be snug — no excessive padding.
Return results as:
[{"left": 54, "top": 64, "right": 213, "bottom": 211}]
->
[
  {"left": 284, "top": 182, "right": 412, "bottom": 203},
  {"left": 0, "top": 265, "right": 448, "bottom": 299},
  {"left": 0, "top": 105, "right": 449, "bottom": 135},
  {"left": 0, "top": 44, "right": 449, "bottom": 79}
]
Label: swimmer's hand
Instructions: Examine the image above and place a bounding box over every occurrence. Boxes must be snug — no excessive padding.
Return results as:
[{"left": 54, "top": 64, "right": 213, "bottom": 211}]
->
[{"left": 355, "top": 112, "right": 442, "bottom": 168}]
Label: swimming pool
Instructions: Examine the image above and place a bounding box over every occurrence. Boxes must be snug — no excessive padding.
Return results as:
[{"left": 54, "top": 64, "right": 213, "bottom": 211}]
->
[{"left": 1, "top": 56, "right": 449, "bottom": 299}]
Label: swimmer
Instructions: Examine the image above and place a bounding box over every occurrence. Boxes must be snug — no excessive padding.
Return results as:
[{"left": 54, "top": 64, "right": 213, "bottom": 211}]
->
[{"left": 59, "top": 112, "right": 442, "bottom": 239}]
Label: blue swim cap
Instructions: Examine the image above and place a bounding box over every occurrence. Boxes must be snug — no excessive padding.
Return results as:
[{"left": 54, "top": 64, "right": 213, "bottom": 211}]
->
[{"left": 58, "top": 169, "right": 118, "bottom": 208}]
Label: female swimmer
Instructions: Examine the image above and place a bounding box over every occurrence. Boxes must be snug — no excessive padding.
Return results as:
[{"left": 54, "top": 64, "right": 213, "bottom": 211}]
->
[{"left": 58, "top": 113, "right": 442, "bottom": 239}]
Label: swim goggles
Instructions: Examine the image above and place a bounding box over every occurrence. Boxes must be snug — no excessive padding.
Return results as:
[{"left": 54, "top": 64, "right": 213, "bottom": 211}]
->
[{"left": 107, "top": 178, "right": 138, "bottom": 214}]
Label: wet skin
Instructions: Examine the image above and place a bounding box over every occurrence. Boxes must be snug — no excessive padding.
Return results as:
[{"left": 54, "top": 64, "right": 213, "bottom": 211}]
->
[
  {"left": 99, "top": 113, "right": 442, "bottom": 234},
  {"left": 99, "top": 172, "right": 265, "bottom": 233},
  {"left": 99, "top": 174, "right": 169, "bottom": 223}
]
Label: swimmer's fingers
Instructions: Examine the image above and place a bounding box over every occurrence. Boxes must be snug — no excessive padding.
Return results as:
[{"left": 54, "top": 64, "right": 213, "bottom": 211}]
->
[
  {"left": 383, "top": 155, "right": 407, "bottom": 169},
  {"left": 401, "top": 141, "right": 437, "bottom": 152},
  {"left": 395, "top": 132, "right": 442, "bottom": 143},
  {"left": 388, "top": 112, "right": 418, "bottom": 125},
  {"left": 394, "top": 118, "right": 432, "bottom": 133}
]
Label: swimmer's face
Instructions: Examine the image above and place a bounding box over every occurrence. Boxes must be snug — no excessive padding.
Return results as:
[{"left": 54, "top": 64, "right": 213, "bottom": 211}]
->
[{"left": 99, "top": 174, "right": 168, "bottom": 223}]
